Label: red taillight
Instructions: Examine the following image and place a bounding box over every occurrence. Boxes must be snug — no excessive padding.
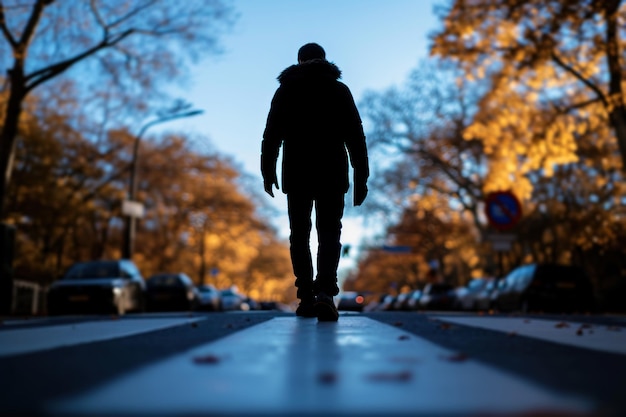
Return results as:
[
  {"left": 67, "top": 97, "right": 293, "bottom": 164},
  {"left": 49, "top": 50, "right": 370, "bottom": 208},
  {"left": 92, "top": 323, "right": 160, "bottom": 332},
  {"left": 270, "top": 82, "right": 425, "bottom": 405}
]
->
[{"left": 356, "top": 295, "right": 364, "bottom": 304}]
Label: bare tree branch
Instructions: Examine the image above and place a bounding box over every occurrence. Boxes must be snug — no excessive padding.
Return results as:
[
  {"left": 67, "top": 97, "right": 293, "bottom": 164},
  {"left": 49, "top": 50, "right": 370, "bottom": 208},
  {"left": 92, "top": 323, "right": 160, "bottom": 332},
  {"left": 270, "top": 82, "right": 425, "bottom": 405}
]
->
[
  {"left": 551, "top": 52, "right": 608, "bottom": 107},
  {"left": 107, "top": 0, "right": 158, "bottom": 29},
  {"left": 25, "top": 29, "right": 135, "bottom": 92},
  {"left": 0, "top": 1, "right": 17, "bottom": 48},
  {"left": 17, "top": 0, "right": 48, "bottom": 49}
]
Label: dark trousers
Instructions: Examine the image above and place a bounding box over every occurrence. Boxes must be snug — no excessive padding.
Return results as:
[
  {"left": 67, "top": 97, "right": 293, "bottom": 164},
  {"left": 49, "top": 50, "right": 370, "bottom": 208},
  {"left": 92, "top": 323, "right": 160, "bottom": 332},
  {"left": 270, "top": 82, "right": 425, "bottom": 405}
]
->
[{"left": 287, "top": 192, "right": 344, "bottom": 299}]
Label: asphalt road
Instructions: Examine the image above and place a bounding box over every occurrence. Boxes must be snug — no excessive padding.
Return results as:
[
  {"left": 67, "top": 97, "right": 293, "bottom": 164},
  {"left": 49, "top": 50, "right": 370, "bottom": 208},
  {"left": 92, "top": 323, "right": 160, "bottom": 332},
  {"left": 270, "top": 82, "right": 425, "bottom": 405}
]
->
[{"left": 1, "top": 310, "right": 625, "bottom": 416}]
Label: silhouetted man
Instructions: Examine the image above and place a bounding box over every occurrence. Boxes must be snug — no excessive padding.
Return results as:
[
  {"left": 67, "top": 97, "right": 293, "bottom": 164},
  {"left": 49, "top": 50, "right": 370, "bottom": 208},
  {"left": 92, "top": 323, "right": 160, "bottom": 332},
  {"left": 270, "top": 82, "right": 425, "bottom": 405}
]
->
[{"left": 262, "top": 43, "right": 369, "bottom": 321}]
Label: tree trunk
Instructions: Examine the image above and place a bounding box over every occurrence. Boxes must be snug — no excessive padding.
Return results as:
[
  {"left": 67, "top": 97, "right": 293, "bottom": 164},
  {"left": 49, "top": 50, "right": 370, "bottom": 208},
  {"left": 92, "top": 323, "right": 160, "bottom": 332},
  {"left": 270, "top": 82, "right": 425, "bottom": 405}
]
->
[
  {"left": 0, "top": 79, "right": 26, "bottom": 219},
  {"left": 610, "top": 107, "right": 626, "bottom": 172},
  {"left": 604, "top": 0, "right": 626, "bottom": 172},
  {"left": 0, "top": 71, "right": 25, "bottom": 314}
]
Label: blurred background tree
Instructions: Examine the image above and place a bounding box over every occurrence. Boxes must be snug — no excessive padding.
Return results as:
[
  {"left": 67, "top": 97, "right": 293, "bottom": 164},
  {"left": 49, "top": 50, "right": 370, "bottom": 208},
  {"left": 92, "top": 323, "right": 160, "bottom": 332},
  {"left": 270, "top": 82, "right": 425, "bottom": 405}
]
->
[
  {"left": 0, "top": 0, "right": 235, "bottom": 216},
  {"left": 430, "top": 0, "right": 626, "bottom": 194},
  {"left": 7, "top": 87, "right": 295, "bottom": 303},
  {"left": 349, "top": 1, "right": 626, "bottom": 310}
]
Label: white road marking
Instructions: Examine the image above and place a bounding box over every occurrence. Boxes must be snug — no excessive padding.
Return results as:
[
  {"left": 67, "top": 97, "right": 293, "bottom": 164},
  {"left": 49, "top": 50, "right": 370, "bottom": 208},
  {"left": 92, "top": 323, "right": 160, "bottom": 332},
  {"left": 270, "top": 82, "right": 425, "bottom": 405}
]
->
[
  {"left": 1, "top": 317, "right": 51, "bottom": 326},
  {"left": 51, "top": 317, "right": 590, "bottom": 415},
  {"left": 0, "top": 317, "right": 204, "bottom": 357},
  {"left": 434, "top": 316, "right": 626, "bottom": 355}
]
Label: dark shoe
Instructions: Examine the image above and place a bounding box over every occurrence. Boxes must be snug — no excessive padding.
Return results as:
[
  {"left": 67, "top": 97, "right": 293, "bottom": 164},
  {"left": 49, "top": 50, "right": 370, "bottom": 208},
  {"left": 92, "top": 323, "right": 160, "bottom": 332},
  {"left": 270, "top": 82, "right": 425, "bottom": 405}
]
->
[
  {"left": 296, "top": 299, "right": 316, "bottom": 318},
  {"left": 314, "top": 292, "right": 339, "bottom": 322}
]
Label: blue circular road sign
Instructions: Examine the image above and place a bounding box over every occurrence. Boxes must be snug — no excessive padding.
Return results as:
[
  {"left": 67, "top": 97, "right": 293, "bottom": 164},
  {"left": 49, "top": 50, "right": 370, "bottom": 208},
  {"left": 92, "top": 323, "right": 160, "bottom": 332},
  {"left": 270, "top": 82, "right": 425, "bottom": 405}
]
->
[{"left": 484, "top": 191, "right": 522, "bottom": 231}]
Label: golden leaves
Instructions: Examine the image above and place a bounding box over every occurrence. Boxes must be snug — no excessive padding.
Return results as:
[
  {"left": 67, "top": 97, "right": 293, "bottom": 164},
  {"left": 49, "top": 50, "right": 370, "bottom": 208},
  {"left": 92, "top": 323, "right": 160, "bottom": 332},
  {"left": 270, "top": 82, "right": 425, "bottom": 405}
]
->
[{"left": 432, "top": 0, "right": 625, "bottom": 198}]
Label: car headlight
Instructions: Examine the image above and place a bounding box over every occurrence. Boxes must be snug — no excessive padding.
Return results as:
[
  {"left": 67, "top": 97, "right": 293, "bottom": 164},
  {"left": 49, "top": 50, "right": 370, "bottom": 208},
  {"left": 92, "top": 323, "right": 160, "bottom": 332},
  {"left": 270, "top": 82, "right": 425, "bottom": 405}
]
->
[{"left": 112, "top": 287, "right": 123, "bottom": 296}]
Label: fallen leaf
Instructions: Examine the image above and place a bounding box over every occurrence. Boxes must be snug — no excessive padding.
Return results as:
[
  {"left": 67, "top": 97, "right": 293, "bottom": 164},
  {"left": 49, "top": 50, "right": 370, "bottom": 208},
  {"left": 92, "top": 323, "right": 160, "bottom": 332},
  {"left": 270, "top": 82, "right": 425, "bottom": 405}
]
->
[
  {"left": 576, "top": 328, "right": 584, "bottom": 336},
  {"left": 523, "top": 319, "right": 531, "bottom": 324},
  {"left": 193, "top": 354, "right": 220, "bottom": 364},
  {"left": 226, "top": 323, "right": 234, "bottom": 329},
  {"left": 438, "top": 323, "right": 453, "bottom": 330},
  {"left": 477, "top": 311, "right": 485, "bottom": 316},
  {"left": 318, "top": 372, "right": 337, "bottom": 384},
  {"left": 508, "top": 331, "right": 517, "bottom": 337},
  {"left": 440, "top": 352, "right": 468, "bottom": 362},
  {"left": 398, "top": 335, "right": 410, "bottom": 341},
  {"left": 367, "top": 371, "right": 412, "bottom": 382},
  {"left": 191, "top": 322, "right": 199, "bottom": 328},
  {"left": 554, "top": 322, "right": 570, "bottom": 328},
  {"left": 110, "top": 315, "right": 119, "bottom": 320},
  {"left": 393, "top": 321, "right": 403, "bottom": 327},
  {"left": 580, "top": 323, "right": 593, "bottom": 329}
]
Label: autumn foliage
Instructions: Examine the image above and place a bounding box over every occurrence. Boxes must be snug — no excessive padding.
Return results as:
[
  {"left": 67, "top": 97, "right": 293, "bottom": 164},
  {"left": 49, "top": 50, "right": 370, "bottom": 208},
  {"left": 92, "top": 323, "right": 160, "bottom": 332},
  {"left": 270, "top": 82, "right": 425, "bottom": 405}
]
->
[
  {"left": 4, "top": 87, "right": 295, "bottom": 303},
  {"left": 350, "top": 1, "right": 626, "bottom": 309}
]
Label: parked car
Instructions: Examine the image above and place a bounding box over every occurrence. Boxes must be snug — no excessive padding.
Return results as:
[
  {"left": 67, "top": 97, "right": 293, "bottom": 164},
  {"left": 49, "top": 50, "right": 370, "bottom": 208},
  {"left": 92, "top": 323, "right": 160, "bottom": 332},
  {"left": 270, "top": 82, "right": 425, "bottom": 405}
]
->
[
  {"left": 492, "top": 263, "right": 595, "bottom": 313},
  {"left": 220, "top": 288, "right": 247, "bottom": 311},
  {"left": 392, "top": 292, "right": 413, "bottom": 311},
  {"left": 363, "top": 293, "right": 388, "bottom": 312},
  {"left": 145, "top": 273, "right": 199, "bottom": 312},
  {"left": 454, "top": 278, "right": 494, "bottom": 310},
  {"left": 406, "top": 289, "right": 423, "bottom": 310},
  {"left": 418, "top": 283, "right": 456, "bottom": 310},
  {"left": 337, "top": 291, "right": 366, "bottom": 312},
  {"left": 243, "top": 296, "right": 259, "bottom": 310},
  {"left": 374, "top": 294, "right": 397, "bottom": 311},
  {"left": 47, "top": 260, "right": 146, "bottom": 315},
  {"left": 474, "top": 278, "right": 499, "bottom": 311},
  {"left": 196, "top": 284, "right": 222, "bottom": 311}
]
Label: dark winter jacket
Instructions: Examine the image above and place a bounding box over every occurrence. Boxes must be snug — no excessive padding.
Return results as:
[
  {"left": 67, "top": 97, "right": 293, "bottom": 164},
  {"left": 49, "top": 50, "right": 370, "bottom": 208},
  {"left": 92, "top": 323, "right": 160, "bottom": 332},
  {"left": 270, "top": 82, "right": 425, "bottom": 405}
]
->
[{"left": 261, "top": 59, "right": 369, "bottom": 196}]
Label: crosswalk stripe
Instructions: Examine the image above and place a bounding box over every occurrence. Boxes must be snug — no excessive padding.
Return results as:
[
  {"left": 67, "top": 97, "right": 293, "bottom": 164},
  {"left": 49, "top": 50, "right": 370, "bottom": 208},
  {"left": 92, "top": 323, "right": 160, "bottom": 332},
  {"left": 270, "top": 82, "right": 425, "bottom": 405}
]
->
[
  {"left": 433, "top": 316, "right": 626, "bottom": 355},
  {"left": 49, "top": 316, "right": 591, "bottom": 415},
  {"left": 0, "top": 317, "right": 204, "bottom": 357}
]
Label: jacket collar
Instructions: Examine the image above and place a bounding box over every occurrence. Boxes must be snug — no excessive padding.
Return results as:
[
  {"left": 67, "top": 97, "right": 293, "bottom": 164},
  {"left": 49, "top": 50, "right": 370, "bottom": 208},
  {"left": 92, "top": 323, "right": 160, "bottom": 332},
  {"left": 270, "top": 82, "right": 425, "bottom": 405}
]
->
[{"left": 278, "top": 59, "right": 342, "bottom": 85}]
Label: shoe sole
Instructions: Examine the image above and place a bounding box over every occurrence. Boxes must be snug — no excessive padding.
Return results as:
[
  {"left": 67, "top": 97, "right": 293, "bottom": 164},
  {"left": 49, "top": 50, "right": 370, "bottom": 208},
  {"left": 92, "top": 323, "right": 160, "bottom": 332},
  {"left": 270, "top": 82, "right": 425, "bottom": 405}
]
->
[{"left": 314, "top": 302, "right": 339, "bottom": 322}]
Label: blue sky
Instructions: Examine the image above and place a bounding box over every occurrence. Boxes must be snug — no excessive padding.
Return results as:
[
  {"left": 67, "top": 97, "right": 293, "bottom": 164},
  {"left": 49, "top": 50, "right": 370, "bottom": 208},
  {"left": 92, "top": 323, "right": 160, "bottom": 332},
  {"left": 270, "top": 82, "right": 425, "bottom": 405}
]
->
[{"left": 164, "top": 0, "right": 443, "bottom": 279}]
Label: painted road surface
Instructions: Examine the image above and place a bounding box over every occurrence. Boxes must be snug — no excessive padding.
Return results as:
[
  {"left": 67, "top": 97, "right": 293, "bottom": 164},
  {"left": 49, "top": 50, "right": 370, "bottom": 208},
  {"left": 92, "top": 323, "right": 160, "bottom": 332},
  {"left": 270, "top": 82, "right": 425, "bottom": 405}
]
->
[
  {"left": 48, "top": 316, "right": 590, "bottom": 416},
  {"left": 433, "top": 315, "right": 626, "bottom": 355},
  {"left": 0, "top": 316, "right": 205, "bottom": 357}
]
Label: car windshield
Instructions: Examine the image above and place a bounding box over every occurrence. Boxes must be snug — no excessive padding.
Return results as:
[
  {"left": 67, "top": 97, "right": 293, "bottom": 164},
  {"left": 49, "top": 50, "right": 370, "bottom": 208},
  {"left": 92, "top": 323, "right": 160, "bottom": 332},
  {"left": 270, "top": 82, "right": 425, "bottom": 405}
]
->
[
  {"left": 197, "top": 285, "right": 216, "bottom": 293},
  {"left": 147, "top": 275, "right": 182, "bottom": 287},
  {"left": 64, "top": 261, "right": 120, "bottom": 280},
  {"left": 468, "top": 279, "right": 486, "bottom": 291}
]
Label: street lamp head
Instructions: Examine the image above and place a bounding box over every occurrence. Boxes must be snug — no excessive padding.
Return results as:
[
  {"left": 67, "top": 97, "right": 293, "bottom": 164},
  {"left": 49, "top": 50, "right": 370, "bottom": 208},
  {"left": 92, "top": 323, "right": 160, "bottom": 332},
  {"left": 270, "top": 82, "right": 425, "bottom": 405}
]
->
[{"left": 185, "top": 109, "right": 204, "bottom": 117}]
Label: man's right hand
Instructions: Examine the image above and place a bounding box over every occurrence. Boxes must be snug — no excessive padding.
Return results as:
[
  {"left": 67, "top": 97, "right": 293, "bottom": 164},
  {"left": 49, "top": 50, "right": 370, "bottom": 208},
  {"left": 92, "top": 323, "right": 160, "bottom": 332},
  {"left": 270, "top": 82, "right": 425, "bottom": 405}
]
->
[{"left": 353, "top": 183, "right": 368, "bottom": 206}]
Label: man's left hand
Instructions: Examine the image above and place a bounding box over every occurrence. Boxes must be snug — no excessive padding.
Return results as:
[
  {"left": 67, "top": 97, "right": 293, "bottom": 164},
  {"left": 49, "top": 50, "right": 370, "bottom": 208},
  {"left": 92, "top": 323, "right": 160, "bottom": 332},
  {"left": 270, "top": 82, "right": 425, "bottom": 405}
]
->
[{"left": 264, "top": 176, "right": 279, "bottom": 197}]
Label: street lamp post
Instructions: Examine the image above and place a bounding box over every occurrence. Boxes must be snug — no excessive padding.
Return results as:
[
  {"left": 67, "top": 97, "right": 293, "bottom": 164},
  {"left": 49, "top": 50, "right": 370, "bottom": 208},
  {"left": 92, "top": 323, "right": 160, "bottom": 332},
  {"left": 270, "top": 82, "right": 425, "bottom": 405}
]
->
[{"left": 122, "top": 108, "right": 203, "bottom": 260}]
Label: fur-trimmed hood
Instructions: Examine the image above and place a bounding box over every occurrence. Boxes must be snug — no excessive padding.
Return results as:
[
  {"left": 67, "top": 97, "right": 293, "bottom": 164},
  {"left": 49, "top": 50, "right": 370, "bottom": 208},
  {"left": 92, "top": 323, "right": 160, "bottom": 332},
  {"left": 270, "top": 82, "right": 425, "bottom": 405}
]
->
[{"left": 278, "top": 59, "right": 342, "bottom": 85}]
